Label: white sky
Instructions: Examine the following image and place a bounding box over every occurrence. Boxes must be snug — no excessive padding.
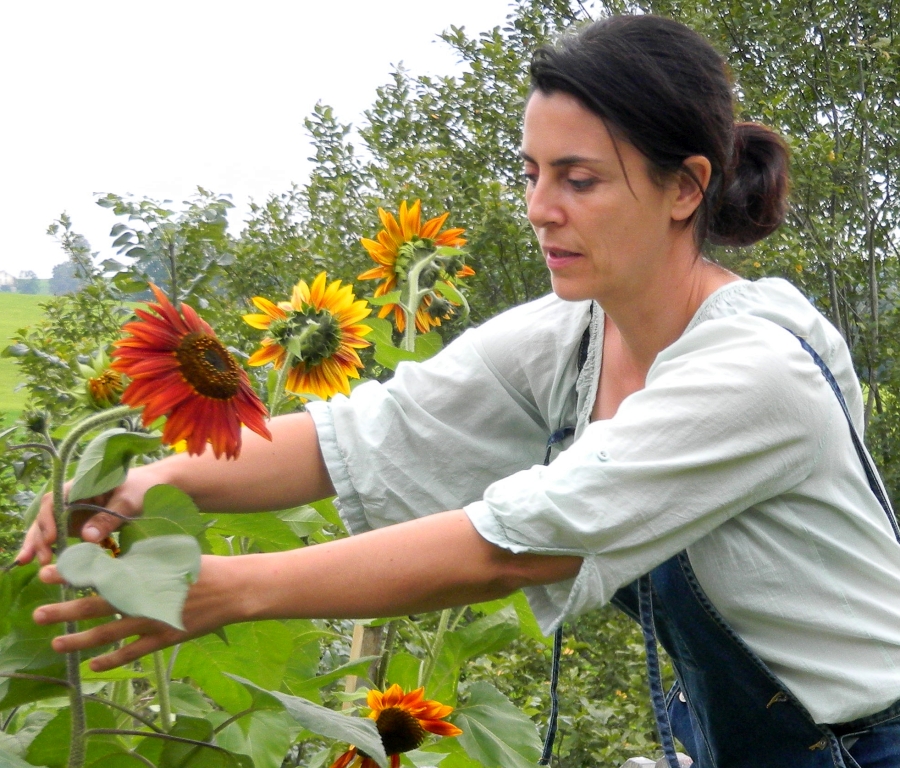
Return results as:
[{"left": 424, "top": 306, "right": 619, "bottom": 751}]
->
[{"left": 0, "top": 0, "right": 517, "bottom": 279}]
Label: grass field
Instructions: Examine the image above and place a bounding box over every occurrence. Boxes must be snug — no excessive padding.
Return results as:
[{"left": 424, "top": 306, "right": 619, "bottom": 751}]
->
[{"left": 0, "top": 293, "right": 50, "bottom": 424}]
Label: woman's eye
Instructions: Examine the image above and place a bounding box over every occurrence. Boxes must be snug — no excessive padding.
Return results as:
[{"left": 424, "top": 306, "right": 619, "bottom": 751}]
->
[
  {"left": 523, "top": 172, "right": 537, "bottom": 186},
  {"left": 568, "top": 178, "right": 596, "bottom": 191}
]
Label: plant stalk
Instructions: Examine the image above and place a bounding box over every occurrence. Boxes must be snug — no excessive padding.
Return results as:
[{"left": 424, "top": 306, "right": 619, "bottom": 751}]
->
[
  {"left": 418, "top": 608, "right": 453, "bottom": 689},
  {"left": 51, "top": 404, "right": 136, "bottom": 768},
  {"left": 269, "top": 351, "right": 295, "bottom": 417},
  {"left": 153, "top": 651, "right": 173, "bottom": 731}
]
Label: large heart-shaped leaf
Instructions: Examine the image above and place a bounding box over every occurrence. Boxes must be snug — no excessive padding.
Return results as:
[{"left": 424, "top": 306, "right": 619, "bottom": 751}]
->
[
  {"left": 119, "top": 484, "right": 212, "bottom": 552},
  {"left": 452, "top": 682, "right": 541, "bottom": 768},
  {"left": 57, "top": 535, "right": 201, "bottom": 629},
  {"left": 227, "top": 675, "right": 388, "bottom": 768},
  {"left": 69, "top": 429, "right": 161, "bottom": 502}
]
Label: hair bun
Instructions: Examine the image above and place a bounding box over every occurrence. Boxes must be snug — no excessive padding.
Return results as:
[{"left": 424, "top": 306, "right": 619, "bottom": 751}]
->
[{"left": 709, "top": 122, "right": 790, "bottom": 247}]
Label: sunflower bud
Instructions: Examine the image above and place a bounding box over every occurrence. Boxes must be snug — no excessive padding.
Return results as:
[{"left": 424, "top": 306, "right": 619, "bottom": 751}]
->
[
  {"left": 24, "top": 410, "right": 49, "bottom": 435},
  {"left": 426, "top": 295, "right": 454, "bottom": 320}
]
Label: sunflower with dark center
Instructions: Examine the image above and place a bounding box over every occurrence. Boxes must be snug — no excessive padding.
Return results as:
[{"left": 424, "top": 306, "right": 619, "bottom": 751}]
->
[
  {"left": 111, "top": 284, "right": 271, "bottom": 459},
  {"left": 330, "top": 684, "right": 463, "bottom": 768},
  {"left": 358, "top": 200, "right": 472, "bottom": 334},
  {"left": 244, "top": 272, "right": 372, "bottom": 400}
]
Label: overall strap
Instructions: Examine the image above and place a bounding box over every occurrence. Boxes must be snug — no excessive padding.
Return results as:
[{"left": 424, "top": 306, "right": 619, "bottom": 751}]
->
[
  {"left": 539, "top": 313, "right": 593, "bottom": 765},
  {"left": 640, "top": 329, "right": 897, "bottom": 768},
  {"left": 786, "top": 331, "right": 899, "bottom": 541}
]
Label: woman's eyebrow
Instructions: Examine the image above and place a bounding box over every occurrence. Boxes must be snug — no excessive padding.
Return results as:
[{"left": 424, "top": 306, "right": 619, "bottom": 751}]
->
[{"left": 519, "top": 150, "right": 608, "bottom": 168}]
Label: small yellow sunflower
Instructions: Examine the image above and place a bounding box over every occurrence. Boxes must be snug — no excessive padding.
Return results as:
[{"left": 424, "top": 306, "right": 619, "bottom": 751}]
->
[
  {"left": 244, "top": 272, "right": 372, "bottom": 400},
  {"left": 111, "top": 285, "right": 271, "bottom": 459},
  {"left": 358, "top": 200, "right": 472, "bottom": 334},
  {"left": 330, "top": 684, "right": 463, "bottom": 768}
]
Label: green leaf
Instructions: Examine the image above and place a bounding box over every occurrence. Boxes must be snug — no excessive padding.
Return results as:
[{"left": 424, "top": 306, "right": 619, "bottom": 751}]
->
[
  {"left": 56, "top": 535, "right": 201, "bottom": 630},
  {"left": 112, "top": 232, "right": 134, "bottom": 248},
  {"left": 308, "top": 498, "right": 344, "bottom": 530},
  {"left": 119, "top": 484, "right": 211, "bottom": 552},
  {"left": 172, "top": 622, "right": 294, "bottom": 713},
  {"left": 384, "top": 651, "right": 420, "bottom": 692},
  {"left": 373, "top": 331, "right": 443, "bottom": 370},
  {"left": 25, "top": 700, "right": 120, "bottom": 768},
  {"left": 360, "top": 317, "right": 395, "bottom": 346},
  {"left": 366, "top": 290, "right": 402, "bottom": 307},
  {"left": 286, "top": 656, "right": 380, "bottom": 702},
  {"left": 452, "top": 683, "right": 541, "bottom": 768},
  {"left": 471, "top": 592, "right": 549, "bottom": 645},
  {"left": 0, "top": 711, "right": 54, "bottom": 763},
  {"left": 154, "top": 715, "right": 252, "bottom": 768},
  {"left": 210, "top": 709, "right": 300, "bottom": 768},
  {"left": 274, "top": 505, "right": 329, "bottom": 538},
  {"left": 431, "top": 281, "right": 465, "bottom": 306},
  {"left": 207, "top": 512, "right": 303, "bottom": 553},
  {"left": 0, "top": 562, "right": 67, "bottom": 674},
  {"left": 428, "top": 606, "right": 520, "bottom": 704},
  {"left": 414, "top": 331, "right": 443, "bottom": 359},
  {"left": 69, "top": 429, "right": 161, "bottom": 502},
  {"left": 164, "top": 680, "right": 213, "bottom": 717},
  {"left": 1, "top": 344, "right": 29, "bottom": 358},
  {"left": 0, "top": 744, "right": 49, "bottom": 768},
  {"left": 226, "top": 675, "right": 388, "bottom": 768}
]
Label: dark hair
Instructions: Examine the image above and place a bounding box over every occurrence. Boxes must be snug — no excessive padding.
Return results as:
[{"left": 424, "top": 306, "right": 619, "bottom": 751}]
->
[{"left": 529, "top": 15, "right": 789, "bottom": 248}]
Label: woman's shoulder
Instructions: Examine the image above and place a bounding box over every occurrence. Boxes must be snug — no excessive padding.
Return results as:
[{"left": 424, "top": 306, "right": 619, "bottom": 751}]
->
[
  {"left": 466, "top": 293, "right": 592, "bottom": 360},
  {"left": 673, "top": 277, "right": 863, "bottom": 423}
]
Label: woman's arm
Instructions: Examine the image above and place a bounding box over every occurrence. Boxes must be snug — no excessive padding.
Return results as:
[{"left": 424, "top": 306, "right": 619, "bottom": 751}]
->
[
  {"left": 34, "top": 508, "right": 583, "bottom": 671},
  {"left": 17, "top": 412, "right": 335, "bottom": 566}
]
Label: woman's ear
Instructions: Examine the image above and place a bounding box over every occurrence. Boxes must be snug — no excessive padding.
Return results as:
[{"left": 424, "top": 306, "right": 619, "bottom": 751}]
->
[{"left": 671, "top": 155, "right": 712, "bottom": 222}]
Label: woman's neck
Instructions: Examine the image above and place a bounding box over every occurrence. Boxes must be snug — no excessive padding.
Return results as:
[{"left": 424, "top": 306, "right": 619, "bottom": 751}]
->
[{"left": 600, "top": 257, "right": 739, "bottom": 373}]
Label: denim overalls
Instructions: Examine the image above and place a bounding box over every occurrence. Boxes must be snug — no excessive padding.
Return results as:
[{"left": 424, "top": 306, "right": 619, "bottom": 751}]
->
[{"left": 543, "top": 331, "right": 900, "bottom": 768}]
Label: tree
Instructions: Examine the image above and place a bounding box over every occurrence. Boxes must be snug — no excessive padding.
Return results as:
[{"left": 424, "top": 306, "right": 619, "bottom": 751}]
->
[{"left": 16, "top": 270, "right": 40, "bottom": 294}]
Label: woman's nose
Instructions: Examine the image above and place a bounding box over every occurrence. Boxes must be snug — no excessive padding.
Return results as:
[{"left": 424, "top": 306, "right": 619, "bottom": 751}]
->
[{"left": 526, "top": 178, "right": 565, "bottom": 229}]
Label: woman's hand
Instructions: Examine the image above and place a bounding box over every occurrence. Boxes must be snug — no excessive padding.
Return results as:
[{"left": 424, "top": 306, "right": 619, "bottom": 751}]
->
[
  {"left": 32, "top": 555, "right": 241, "bottom": 671},
  {"left": 16, "top": 463, "right": 168, "bottom": 567}
]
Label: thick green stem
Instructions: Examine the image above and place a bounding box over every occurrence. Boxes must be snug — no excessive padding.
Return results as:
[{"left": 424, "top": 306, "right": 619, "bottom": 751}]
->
[
  {"left": 153, "top": 651, "right": 173, "bottom": 731},
  {"left": 400, "top": 251, "right": 437, "bottom": 352},
  {"left": 269, "top": 351, "right": 295, "bottom": 417},
  {"left": 418, "top": 609, "right": 453, "bottom": 690},
  {"left": 51, "top": 404, "right": 137, "bottom": 768},
  {"left": 57, "top": 405, "right": 139, "bottom": 473}
]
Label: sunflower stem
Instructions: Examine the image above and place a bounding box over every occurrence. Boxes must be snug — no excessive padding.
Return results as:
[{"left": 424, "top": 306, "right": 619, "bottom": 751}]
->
[
  {"left": 52, "top": 454, "right": 86, "bottom": 768},
  {"left": 50, "top": 404, "right": 137, "bottom": 768},
  {"left": 400, "top": 250, "right": 438, "bottom": 352},
  {"left": 57, "top": 405, "right": 140, "bottom": 472},
  {"left": 418, "top": 608, "right": 453, "bottom": 690},
  {"left": 152, "top": 651, "right": 173, "bottom": 731},
  {"left": 269, "top": 351, "right": 295, "bottom": 417}
]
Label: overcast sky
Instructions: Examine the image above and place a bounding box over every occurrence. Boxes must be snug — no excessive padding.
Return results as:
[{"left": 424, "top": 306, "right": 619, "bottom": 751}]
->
[{"left": 0, "top": 0, "right": 517, "bottom": 278}]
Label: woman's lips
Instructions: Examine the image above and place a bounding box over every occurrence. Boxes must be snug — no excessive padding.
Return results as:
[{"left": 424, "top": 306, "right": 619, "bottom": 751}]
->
[{"left": 544, "top": 248, "right": 583, "bottom": 269}]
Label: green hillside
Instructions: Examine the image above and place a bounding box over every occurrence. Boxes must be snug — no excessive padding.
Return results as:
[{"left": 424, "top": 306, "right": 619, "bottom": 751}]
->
[{"left": 0, "top": 293, "right": 50, "bottom": 424}]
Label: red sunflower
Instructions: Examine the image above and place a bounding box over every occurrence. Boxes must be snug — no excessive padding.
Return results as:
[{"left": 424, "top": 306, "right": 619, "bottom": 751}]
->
[
  {"left": 111, "top": 284, "right": 271, "bottom": 459},
  {"left": 330, "top": 684, "right": 463, "bottom": 768}
]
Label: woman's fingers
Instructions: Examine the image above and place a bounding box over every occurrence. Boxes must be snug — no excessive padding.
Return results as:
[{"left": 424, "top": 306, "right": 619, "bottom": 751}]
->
[{"left": 17, "top": 495, "right": 59, "bottom": 566}]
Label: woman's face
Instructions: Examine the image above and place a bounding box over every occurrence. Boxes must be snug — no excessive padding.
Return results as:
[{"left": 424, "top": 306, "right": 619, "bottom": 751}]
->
[{"left": 522, "top": 90, "right": 684, "bottom": 305}]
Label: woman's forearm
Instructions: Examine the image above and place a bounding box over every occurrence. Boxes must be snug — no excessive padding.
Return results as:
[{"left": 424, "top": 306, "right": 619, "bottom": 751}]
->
[
  {"left": 36, "top": 509, "right": 583, "bottom": 671},
  {"left": 232, "top": 509, "right": 583, "bottom": 621}
]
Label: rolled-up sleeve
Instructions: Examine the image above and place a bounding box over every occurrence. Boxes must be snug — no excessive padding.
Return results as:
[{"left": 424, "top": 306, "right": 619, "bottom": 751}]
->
[
  {"left": 307, "top": 295, "right": 591, "bottom": 535},
  {"left": 465, "top": 316, "right": 832, "bottom": 632}
]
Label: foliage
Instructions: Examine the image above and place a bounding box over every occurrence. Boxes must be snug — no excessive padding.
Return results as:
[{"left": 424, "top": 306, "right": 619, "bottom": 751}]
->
[
  {"left": 4, "top": 0, "right": 897, "bottom": 765},
  {"left": 15, "top": 273, "right": 40, "bottom": 296}
]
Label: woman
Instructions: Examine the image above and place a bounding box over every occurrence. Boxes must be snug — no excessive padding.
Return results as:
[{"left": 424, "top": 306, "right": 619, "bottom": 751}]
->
[{"left": 20, "top": 14, "right": 900, "bottom": 768}]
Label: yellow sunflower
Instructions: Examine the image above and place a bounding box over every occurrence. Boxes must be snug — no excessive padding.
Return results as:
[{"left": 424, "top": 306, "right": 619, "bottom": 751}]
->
[
  {"left": 244, "top": 272, "right": 372, "bottom": 400},
  {"left": 111, "top": 284, "right": 271, "bottom": 459},
  {"left": 358, "top": 200, "right": 472, "bottom": 334},
  {"left": 330, "top": 684, "right": 463, "bottom": 768}
]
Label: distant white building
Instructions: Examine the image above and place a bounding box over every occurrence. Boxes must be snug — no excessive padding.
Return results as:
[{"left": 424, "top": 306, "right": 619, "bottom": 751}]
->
[{"left": 0, "top": 270, "right": 16, "bottom": 291}]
